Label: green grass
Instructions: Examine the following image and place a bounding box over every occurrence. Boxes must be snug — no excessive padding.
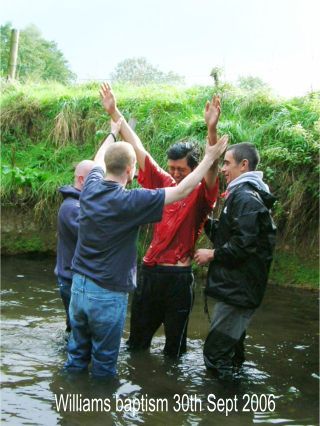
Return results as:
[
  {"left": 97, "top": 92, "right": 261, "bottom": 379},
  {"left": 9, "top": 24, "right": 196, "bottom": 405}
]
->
[
  {"left": 1, "top": 81, "right": 319, "bottom": 249},
  {"left": 269, "top": 250, "right": 319, "bottom": 290}
]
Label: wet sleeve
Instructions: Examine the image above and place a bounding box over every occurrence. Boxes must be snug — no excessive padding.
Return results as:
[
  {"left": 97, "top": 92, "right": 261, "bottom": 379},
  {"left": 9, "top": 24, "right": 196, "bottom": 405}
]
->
[
  {"left": 202, "top": 176, "right": 219, "bottom": 207},
  {"left": 138, "top": 155, "right": 174, "bottom": 189},
  {"left": 204, "top": 217, "right": 219, "bottom": 243}
]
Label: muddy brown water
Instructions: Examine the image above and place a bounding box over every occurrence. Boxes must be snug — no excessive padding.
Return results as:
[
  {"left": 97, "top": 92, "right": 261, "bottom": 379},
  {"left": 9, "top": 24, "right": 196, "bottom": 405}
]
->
[{"left": 1, "top": 256, "right": 319, "bottom": 425}]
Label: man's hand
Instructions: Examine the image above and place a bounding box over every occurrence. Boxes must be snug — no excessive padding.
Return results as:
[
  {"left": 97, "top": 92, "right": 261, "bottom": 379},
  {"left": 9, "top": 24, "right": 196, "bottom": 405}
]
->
[
  {"left": 111, "top": 117, "right": 123, "bottom": 138},
  {"left": 205, "top": 134, "right": 228, "bottom": 162},
  {"left": 194, "top": 249, "right": 214, "bottom": 266},
  {"left": 100, "top": 82, "right": 117, "bottom": 116},
  {"left": 204, "top": 95, "right": 221, "bottom": 134}
]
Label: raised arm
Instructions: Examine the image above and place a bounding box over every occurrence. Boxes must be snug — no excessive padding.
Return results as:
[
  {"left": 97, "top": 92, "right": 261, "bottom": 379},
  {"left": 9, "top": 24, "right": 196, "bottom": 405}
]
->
[
  {"left": 204, "top": 95, "right": 221, "bottom": 190},
  {"left": 164, "top": 135, "right": 228, "bottom": 205},
  {"left": 100, "top": 82, "right": 148, "bottom": 171},
  {"left": 94, "top": 116, "right": 122, "bottom": 171}
]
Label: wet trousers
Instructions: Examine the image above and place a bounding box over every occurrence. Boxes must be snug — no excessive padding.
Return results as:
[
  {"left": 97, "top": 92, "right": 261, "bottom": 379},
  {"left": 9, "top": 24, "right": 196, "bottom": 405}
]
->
[
  {"left": 127, "top": 265, "right": 194, "bottom": 358},
  {"left": 65, "top": 273, "right": 128, "bottom": 377},
  {"left": 57, "top": 278, "right": 72, "bottom": 332},
  {"left": 203, "top": 301, "right": 255, "bottom": 378}
]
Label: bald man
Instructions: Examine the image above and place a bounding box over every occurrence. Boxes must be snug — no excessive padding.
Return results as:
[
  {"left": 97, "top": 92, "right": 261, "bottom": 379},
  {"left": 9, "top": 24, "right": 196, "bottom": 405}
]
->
[{"left": 55, "top": 160, "right": 95, "bottom": 333}]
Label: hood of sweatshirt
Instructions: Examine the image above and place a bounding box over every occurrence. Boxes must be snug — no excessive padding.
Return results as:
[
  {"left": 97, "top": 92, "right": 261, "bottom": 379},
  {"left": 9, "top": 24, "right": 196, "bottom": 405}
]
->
[
  {"left": 58, "top": 185, "right": 81, "bottom": 200},
  {"left": 227, "top": 171, "right": 276, "bottom": 209}
]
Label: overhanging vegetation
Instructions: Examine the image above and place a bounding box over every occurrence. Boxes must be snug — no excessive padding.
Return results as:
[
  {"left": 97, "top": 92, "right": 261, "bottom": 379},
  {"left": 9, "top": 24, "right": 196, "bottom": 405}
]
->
[{"left": 1, "top": 81, "right": 319, "bottom": 249}]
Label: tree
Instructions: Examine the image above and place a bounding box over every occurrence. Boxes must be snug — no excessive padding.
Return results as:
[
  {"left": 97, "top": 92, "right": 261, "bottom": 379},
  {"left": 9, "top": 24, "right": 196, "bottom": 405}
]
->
[
  {"left": 111, "top": 57, "right": 184, "bottom": 86},
  {"left": 0, "top": 22, "right": 76, "bottom": 83},
  {"left": 237, "top": 75, "right": 269, "bottom": 91},
  {"left": 210, "top": 66, "right": 223, "bottom": 87}
]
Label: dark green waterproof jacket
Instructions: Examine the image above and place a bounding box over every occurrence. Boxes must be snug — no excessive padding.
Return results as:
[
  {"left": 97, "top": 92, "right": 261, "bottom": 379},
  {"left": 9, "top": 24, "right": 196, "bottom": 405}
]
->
[{"left": 205, "top": 182, "right": 277, "bottom": 309}]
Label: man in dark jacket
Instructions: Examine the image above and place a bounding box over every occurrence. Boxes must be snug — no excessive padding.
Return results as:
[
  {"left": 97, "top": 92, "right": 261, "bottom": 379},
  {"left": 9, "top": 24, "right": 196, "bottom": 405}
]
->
[
  {"left": 194, "top": 142, "right": 276, "bottom": 379},
  {"left": 55, "top": 160, "right": 94, "bottom": 332}
]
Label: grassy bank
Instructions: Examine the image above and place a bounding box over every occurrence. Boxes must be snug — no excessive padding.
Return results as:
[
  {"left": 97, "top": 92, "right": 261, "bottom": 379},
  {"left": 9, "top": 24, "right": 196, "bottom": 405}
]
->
[
  {"left": 269, "top": 249, "right": 319, "bottom": 290},
  {"left": 1, "top": 81, "right": 319, "bottom": 286}
]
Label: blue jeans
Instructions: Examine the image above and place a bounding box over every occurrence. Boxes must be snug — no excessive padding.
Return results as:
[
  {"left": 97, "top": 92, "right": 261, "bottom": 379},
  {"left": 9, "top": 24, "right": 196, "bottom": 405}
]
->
[{"left": 64, "top": 273, "right": 128, "bottom": 377}]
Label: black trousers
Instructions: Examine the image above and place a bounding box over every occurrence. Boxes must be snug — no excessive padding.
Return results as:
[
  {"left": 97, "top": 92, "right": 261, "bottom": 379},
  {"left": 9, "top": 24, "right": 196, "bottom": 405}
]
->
[{"left": 127, "top": 265, "right": 194, "bottom": 357}]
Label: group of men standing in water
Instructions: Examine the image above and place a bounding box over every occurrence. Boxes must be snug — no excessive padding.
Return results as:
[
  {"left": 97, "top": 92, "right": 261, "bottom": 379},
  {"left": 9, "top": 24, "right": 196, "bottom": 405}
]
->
[{"left": 55, "top": 83, "right": 276, "bottom": 380}]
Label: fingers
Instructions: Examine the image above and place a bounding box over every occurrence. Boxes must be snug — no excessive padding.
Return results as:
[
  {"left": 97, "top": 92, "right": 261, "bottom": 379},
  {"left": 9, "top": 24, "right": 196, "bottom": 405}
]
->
[
  {"left": 206, "top": 95, "right": 221, "bottom": 119},
  {"left": 101, "top": 82, "right": 111, "bottom": 91},
  {"left": 194, "top": 256, "right": 204, "bottom": 266},
  {"left": 217, "top": 134, "right": 228, "bottom": 145},
  {"left": 209, "top": 134, "right": 228, "bottom": 157},
  {"left": 219, "top": 134, "right": 229, "bottom": 151},
  {"left": 194, "top": 250, "right": 204, "bottom": 265},
  {"left": 100, "top": 82, "right": 112, "bottom": 97},
  {"left": 194, "top": 255, "right": 201, "bottom": 265},
  {"left": 210, "top": 95, "right": 220, "bottom": 106},
  {"left": 111, "top": 122, "right": 121, "bottom": 134},
  {"left": 211, "top": 95, "right": 220, "bottom": 102},
  {"left": 112, "top": 116, "right": 123, "bottom": 130}
]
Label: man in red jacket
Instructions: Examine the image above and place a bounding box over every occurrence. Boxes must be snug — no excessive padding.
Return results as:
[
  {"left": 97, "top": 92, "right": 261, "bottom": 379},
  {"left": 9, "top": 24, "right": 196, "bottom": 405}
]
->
[{"left": 103, "top": 87, "right": 224, "bottom": 358}]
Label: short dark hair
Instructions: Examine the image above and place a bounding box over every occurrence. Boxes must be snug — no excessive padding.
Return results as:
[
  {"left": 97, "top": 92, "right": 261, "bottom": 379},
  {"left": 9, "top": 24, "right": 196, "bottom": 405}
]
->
[
  {"left": 166, "top": 141, "right": 200, "bottom": 170},
  {"left": 227, "top": 142, "right": 260, "bottom": 171}
]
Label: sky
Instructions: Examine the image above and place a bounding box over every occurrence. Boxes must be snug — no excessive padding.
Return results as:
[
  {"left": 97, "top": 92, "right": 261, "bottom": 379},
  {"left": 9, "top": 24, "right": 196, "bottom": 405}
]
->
[{"left": 1, "top": 0, "right": 319, "bottom": 97}]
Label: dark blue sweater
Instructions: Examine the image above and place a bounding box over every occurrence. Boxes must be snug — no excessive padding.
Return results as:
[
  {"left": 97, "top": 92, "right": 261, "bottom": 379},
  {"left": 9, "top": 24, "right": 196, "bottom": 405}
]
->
[
  {"left": 72, "top": 167, "right": 165, "bottom": 293},
  {"left": 55, "top": 185, "right": 81, "bottom": 284}
]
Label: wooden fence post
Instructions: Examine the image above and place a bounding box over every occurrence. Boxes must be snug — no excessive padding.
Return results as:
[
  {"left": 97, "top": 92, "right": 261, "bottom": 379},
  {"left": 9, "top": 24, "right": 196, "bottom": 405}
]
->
[{"left": 8, "top": 29, "right": 20, "bottom": 81}]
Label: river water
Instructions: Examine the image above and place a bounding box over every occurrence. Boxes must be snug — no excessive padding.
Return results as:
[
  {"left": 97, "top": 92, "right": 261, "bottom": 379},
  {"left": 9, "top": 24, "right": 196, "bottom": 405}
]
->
[{"left": 1, "top": 256, "right": 319, "bottom": 426}]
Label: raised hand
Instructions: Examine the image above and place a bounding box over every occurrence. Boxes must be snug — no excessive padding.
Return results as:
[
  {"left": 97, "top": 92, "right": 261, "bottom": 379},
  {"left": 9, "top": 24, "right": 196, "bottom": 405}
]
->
[
  {"left": 204, "top": 95, "right": 221, "bottom": 130},
  {"left": 100, "top": 82, "right": 117, "bottom": 116},
  {"left": 111, "top": 117, "right": 123, "bottom": 137},
  {"left": 205, "top": 134, "right": 228, "bottom": 162}
]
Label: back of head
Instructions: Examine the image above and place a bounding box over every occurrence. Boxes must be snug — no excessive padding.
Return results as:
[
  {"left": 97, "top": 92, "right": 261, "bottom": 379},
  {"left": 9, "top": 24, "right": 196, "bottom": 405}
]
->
[
  {"left": 227, "top": 142, "right": 260, "bottom": 171},
  {"left": 104, "top": 142, "right": 136, "bottom": 175},
  {"left": 74, "top": 159, "right": 95, "bottom": 189},
  {"left": 75, "top": 160, "right": 95, "bottom": 178},
  {"left": 167, "top": 141, "right": 200, "bottom": 170}
]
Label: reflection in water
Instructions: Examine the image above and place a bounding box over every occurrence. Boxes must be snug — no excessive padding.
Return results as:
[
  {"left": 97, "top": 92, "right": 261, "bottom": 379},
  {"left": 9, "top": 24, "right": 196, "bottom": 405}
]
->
[{"left": 1, "top": 256, "right": 319, "bottom": 425}]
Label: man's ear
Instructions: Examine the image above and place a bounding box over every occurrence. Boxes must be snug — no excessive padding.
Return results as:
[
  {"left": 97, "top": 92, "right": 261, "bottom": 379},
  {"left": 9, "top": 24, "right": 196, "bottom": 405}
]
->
[
  {"left": 241, "top": 159, "right": 249, "bottom": 172},
  {"left": 78, "top": 175, "right": 85, "bottom": 187}
]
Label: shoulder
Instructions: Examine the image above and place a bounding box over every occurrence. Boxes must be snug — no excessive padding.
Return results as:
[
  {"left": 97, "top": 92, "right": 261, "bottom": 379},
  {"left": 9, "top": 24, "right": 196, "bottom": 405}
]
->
[
  {"left": 59, "top": 197, "right": 80, "bottom": 220},
  {"left": 229, "top": 184, "right": 264, "bottom": 212},
  {"left": 128, "top": 187, "right": 165, "bottom": 203},
  {"left": 90, "top": 166, "right": 104, "bottom": 177},
  {"left": 85, "top": 166, "right": 104, "bottom": 184},
  {"left": 140, "top": 154, "right": 175, "bottom": 187},
  {"left": 81, "top": 166, "right": 104, "bottom": 195},
  {"left": 120, "top": 188, "right": 165, "bottom": 224},
  {"left": 59, "top": 196, "right": 80, "bottom": 212}
]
